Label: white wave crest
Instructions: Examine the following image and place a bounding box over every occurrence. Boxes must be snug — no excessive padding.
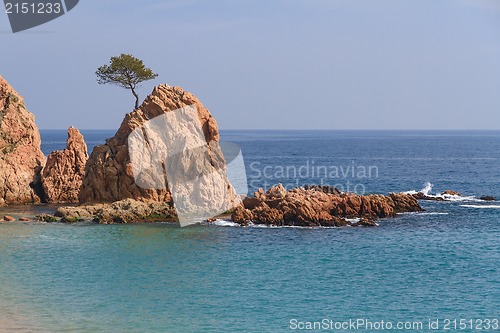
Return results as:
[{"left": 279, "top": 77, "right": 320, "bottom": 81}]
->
[
  {"left": 403, "top": 182, "right": 483, "bottom": 202},
  {"left": 210, "top": 219, "right": 240, "bottom": 227},
  {"left": 461, "top": 204, "right": 500, "bottom": 209},
  {"left": 403, "top": 182, "right": 433, "bottom": 195}
]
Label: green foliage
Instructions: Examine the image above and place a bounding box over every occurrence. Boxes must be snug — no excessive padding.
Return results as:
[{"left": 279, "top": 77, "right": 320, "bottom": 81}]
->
[
  {"left": 1, "top": 143, "right": 16, "bottom": 155},
  {"left": 96, "top": 54, "right": 158, "bottom": 109},
  {"left": 61, "top": 217, "right": 81, "bottom": 223}
]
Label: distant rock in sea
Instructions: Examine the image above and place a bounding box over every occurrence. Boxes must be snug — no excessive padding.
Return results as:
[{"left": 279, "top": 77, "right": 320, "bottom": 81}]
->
[
  {"left": 232, "top": 184, "right": 423, "bottom": 227},
  {"left": 0, "top": 75, "right": 46, "bottom": 206},
  {"left": 41, "top": 127, "right": 88, "bottom": 203}
]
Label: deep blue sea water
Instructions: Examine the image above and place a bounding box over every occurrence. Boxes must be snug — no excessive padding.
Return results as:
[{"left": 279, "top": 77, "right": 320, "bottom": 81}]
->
[{"left": 0, "top": 130, "right": 498, "bottom": 332}]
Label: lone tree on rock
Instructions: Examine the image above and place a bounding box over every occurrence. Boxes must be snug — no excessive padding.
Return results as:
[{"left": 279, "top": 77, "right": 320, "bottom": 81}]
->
[{"left": 96, "top": 54, "right": 158, "bottom": 109}]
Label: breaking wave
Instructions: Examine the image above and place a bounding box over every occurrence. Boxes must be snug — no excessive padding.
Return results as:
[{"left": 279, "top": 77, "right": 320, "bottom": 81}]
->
[
  {"left": 403, "top": 182, "right": 483, "bottom": 202},
  {"left": 208, "top": 220, "right": 369, "bottom": 229}
]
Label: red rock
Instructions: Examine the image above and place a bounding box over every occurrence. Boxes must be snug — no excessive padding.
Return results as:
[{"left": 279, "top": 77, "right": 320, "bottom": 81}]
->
[
  {"left": 41, "top": 127, "right": 88, "bottom": 203},
  {"left": 352, "top": 218, "right": 378, "bottom": 227},
  {"left": 3, "top": 215, "right": 15, "bottom": 222},
  {"left": 442, "top": 190, "right": 461, "bottom": 196},
  {"left": 0, "top": 75, "right": 46, "bottom": 206},
  {"left": 79, "top": 85, "right": 239, "bottom": 211},
  {"left": 242, "top": 196, "right": 263, "bottom": 210},
  {"left": 252, "top": 203, "right": 283, "bottom": 225},
  {"left": 266, "top": 184, "right": 287, "bottom": 199},
  {"left": 412, "top": 192, "right": 445, "bottom": 201},
  {"left": 231, "top": 206, "right": 254, "bottom": 226},
  {"left": 237, "top": 186, "right": 423, "bottom": 227},
  {"left": 18, "top": 217, "right": 30, "bottom": 221}
]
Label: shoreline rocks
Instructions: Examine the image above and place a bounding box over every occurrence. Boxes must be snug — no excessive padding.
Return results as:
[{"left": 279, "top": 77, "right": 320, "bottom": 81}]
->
[
  {"left": 55, "top": 198, "right": 177, "bottom": 224},
  {"left": 231, "top": 184, "right": 423, "bottom": 227}
]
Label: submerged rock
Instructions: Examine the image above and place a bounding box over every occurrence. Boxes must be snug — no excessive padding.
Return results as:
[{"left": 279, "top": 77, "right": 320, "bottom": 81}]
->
[
  {"left": 0, "top": 75, "right": 46, "bottom": 205},
  {"left": 480, "top": 196, "right": 496, "bottom": 201},
  {"left": 232, "top": 184, "right": 423, "bottom": 227},
  {"left": 41, "top": 127, "right": 88, "bottom": 203}
]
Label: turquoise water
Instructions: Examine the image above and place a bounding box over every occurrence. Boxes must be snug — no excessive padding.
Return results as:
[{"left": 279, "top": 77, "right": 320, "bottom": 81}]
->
[{"left": 0, "top": 130, "right": 498, "bottom": 332}]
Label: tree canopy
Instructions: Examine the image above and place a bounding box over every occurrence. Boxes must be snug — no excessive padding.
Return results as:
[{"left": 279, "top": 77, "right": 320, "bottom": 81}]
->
[{"left": 96, "top": 54, "right": 158, "bottom": 109}]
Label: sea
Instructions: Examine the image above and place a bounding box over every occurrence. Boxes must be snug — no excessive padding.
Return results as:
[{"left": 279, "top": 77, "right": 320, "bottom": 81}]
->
[{"left": 0, "top": 130, "right": 498, "bottom": 333}]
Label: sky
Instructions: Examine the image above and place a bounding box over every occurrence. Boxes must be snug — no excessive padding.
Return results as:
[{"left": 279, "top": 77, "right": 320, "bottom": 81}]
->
[{"left": 1, "top": 0, "right": 499, "bottom": 130}]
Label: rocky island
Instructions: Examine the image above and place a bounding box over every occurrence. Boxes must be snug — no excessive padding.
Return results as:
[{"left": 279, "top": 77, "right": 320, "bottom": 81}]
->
[{"left": 231, "top": 184, "right": 422, "bottom": 227}]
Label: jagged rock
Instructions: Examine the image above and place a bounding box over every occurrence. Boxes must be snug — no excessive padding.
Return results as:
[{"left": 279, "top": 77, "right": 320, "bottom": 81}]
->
[
  {"left": 0, "top": 75, "right": 46, "bottom": 205},
  {"left": 253, "top": 203, "right": 284, "bottom": 225},
  {"left": 232, "top": 184, "right": 423, "bottom": 227},
  {"left": 242, "top": 196, "right": 263, "bottom": 210},
  {"left": 412, "top": 192, "right": 445, "bottom": 201},
  {"left": 79, "top": 85, "right": 240, "bottom": 217},
  {"left": 267, "top": 184, "right": 287, "bottom": 199},
  {"left": 55, "top": 198, "right": 177, "bottom": 224},
  {"left": 41, "top": 127, "right": 88, "bottom": 203},
  {"left": 254, "top": 188, "right": 267, "bottom": 201},
  {"left": 442, "top": 190, "right": 461, "bottom": 196},
  {"left": 3, "top": 215, "right": 15, "bottom": 222},
  {"left": 303, "top": 185, "right": 342, "bottom": 195},
  {"left": 231, "top": 206, "right": 254, "bottom": 226},
  {"left": 389, "top": 192, "right": 423, "bottom": 213},
  {"left": 351, "top": 218, "right": 378, "bottom": 227},
  {"left": 480, "top": 196, "right": 496, "bottom": 201}
]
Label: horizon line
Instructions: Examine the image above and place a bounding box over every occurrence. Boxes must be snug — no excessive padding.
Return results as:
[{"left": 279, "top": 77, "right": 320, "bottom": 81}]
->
[{"left": 37, "top": 128, "right": 500, "bottom": 132}]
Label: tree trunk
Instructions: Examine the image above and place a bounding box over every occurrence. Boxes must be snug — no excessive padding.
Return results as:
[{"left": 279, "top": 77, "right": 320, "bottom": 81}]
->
[{"left": 131, "top": 86, "right": 139, "bottom": 109}]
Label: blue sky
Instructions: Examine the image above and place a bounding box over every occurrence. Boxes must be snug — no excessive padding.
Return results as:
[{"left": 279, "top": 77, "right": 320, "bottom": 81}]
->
[{"left": 1, "top": 0, "right": 499, "bottom": 130}]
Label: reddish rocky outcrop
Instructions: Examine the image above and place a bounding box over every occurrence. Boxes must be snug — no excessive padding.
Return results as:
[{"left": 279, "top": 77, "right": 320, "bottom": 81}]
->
[
  {"left": 411, "top": 192, "right": 445, "bottom": 201},
  {"left": 79, "top": 85, "right": 238, "bottom": 211},
  {"left": 412, "top": 189, "right": 462, "bottom": 201},
  {"left": 41, "top": 127, "right": 88, "bottom": 203},
  {"left": 0, "top": 75, "right": 46, "bottom": 206},
  {"left": 232, "top": 184, "right": 423, "bottom": 227},
  {"left": 442, "top": 190, "right": 461, "bottom": 196}
]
